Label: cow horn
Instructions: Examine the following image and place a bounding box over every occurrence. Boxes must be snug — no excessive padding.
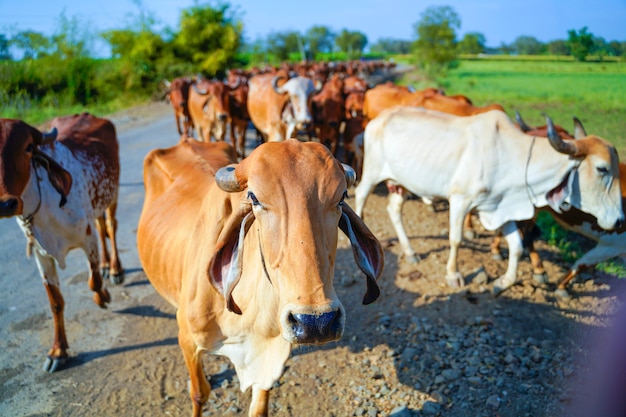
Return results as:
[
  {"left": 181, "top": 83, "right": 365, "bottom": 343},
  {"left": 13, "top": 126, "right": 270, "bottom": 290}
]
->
[
  {"left": 573, "top": 116, "right": 587, "bottom": 139},
  {"left": 271, "top": 76, "right": 287, "bottom": 94},
  {"left": 342, "top": 164, "right": 356, "bottom": 188},
  {"left": 545, "top": 114, "right": 577, "bottom": 156},
  {"left": 215, "top": 165, "right": 244, "bottom": 192},
  {"left": 163, "top": 79, "right": 171, "bottom": 89},
  {"left": 192, "top": 83, "right": 209, "bottom": 95},
  {"left": 515, "top": 111, "right": 532, "bottom": 132},
  {"left": 41, "top": 127, "right": 58, "bottom": 145}
]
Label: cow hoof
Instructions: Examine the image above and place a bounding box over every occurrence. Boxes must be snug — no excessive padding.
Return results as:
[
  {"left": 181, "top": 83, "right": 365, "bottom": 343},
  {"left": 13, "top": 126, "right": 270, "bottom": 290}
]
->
[
  {"left": 533, "top": 273, "right": 548, "bottom": 284},
  {"left": 93, "top": 289, "right": 111, "bottom": 308},
  {"left": 555, "top": 288, "right": 571, "bottom": 299},
  {"left": 463, "top": 230, "right": 476, "bottom": 240},
  {"left": 100, "top": 267, "right": 110, "bottom": 280},
  {"left": 492, "top": 277, "right": 514, "bottom": 296},
  {"left": 43, "top": 356, "right": 66, "bottom": 373},
  {"left": 491, "top": 253, "right": 504, "bottom": 261},
  {"left": 446, "top": 273, "right": 464, "bottom": 288},
  {"left": 110, "top": 272, "right": 125, "bottom": 285},
  {"left": 403, "top": 254, "right": 420, "bottom": 264}
]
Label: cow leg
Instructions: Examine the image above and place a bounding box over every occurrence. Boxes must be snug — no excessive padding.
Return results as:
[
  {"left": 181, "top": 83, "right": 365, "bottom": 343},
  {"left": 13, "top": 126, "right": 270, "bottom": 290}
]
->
[
  {"left": 249, "top": 386, "right": 270, "bottom": 417},
  {"left": 446, "top": 195, "right": 468, "bottom": 287},
  {"left": 387, "top": 190, "right": 419, "bottom": 263},
  {"left": 492, "top": 221, "right": 523, "bottom": 295},
  {"left": 104, "top": 202, "right": 124, "bottom": 284},
  {"left": 463, "top": 213, "right": 476, "bottom": 240},
  {"left": 83, "top": 225, "right": 111, "bottom": 308},
  {"left": 175, "top": 113, "right": 183, "bottom": 136},
  {"left": 526, "top": 238, "right": 547, "bottom": 284},
  {"left": 34, "top": 252, "right": 69, "bottom": 373},
  {"left": 490, "top": 233, "right": 504, "bottom": 261},
  {"left": 178, "top": 326, "right": 210, "bottom": 417},
  {"left": 95, "top": 215, "right": 110, "bottom": 280}
]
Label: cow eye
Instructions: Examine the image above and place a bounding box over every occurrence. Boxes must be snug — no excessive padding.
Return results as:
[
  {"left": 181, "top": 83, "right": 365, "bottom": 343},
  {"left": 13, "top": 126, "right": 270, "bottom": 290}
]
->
[
  {"left": 248, "top": 191, "right": 261, "bottom": 206},
  {"left": 338, "top": 191, "right": 348, "bottom": 207},
  {"left": 597, "top": 166, "right": 610, "bottom": 176},
  {"left": 25, "top": 143, "right": 34, "bottom": 153}
]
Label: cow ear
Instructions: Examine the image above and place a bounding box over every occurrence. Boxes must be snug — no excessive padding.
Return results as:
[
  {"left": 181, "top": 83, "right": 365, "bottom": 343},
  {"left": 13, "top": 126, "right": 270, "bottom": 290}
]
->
[
  {"left": 339, "top": 203, "right": 384, "bottom": 304},
  {"left": 32, "top": 151, "right": 72, "bottom": 207},
  {"left": 208, "top": 210, "right": 254, "bottom": 315}
]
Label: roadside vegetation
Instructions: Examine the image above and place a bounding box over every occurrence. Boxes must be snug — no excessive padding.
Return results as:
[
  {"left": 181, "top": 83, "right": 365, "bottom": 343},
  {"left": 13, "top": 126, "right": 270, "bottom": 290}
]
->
[{"left": 1, "top": 2, "right": 624, "bottom": 275}]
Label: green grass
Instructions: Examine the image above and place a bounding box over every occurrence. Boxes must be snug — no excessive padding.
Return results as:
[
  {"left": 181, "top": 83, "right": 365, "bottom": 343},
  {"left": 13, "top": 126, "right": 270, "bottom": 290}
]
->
[
  {"left": 431, "top": 59, "right": 626, "bottom": 159},
  {"left": 401, "top": 58, "right": 626, "bottom": 276}
]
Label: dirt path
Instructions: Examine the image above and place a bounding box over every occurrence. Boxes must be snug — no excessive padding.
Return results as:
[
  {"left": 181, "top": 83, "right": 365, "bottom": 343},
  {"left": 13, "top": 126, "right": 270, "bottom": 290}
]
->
[{"left": 0, "top": 100, "right": 624, "bottom": 417}]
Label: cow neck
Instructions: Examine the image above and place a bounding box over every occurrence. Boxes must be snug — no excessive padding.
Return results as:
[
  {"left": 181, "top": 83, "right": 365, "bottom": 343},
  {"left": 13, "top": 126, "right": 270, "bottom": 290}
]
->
[{"left": 20, "top": 163, "right": 44, "bottom": 257}]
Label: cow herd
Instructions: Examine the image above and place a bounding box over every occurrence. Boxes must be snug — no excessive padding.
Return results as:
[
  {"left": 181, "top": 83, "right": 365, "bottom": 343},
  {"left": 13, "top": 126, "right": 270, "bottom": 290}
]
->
[{"left": 0, "top": 58, "right": 624, "bottom": 416}]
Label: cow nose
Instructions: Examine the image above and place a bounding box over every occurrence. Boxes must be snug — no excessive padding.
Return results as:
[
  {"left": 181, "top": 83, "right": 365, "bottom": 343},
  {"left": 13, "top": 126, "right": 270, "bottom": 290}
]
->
[
  {"left": 328, "top": 121, "right": 339, "bottom": 128},
  {"left": 0, "top": 198, "right": 18, "bottom": 217},
  {"left": 218, "top": 113, "right": 227, "bottom": 121},
  {"left": 616, "top": 217, "right": 624, "bottom": 230},
  {"left": 287, "top": 310, "right": 342, "bottom": 344},
  {"left": 300, "top": 122, "right": 311, "bottom": 131}
]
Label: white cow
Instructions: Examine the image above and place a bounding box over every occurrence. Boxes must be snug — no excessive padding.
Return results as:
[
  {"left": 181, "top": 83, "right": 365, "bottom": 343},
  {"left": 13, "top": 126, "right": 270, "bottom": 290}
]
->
[{"left": 354, "top": 107, "right": 624, "bottom": 293}]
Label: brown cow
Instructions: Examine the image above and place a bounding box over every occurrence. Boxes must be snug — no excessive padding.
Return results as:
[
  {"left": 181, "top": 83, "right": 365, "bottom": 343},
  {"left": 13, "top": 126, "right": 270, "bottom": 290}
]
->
[
  {"left": 343, "top": 90, "right": 367, "bottom": 172},
  {"left": 226, "top": 73, "right": 250, "bottom": 159},
  {"left": 165, "top": 77, "right": 195, "bottom": 136},
  {"left": 0, "top": 113, "right": 123, "bottom": 372},
  {"left": 188, "top": 77, "right": 237, "bottom": 142},
  {"left": 362, "top": 83, "right": 442, "bottom": 121},
  {"left": 137, "top": 138, "right": 383, "bottom": 416},
  {"left": 312, "top": 73, "right": 345, "bottom": 155},
  {"left": 247, "top": 74, "right": 316, "bottom": 142}
]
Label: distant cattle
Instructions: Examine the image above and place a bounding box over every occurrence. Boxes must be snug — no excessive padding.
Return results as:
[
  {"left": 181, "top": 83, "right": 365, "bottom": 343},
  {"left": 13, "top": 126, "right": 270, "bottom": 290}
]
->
[
  {"left": 247, "top": 74, "right": 316, "bottom": 142},
  {"left": 137, "top": 138, "right": 384, "bottom": 416},
  {"left": 354, "top": 107, "right": 623, "bottom": 294},
  {"left": 165, "top": 77, "right": 194, "bottom": 136},
  {"left": 188, "top": 77, "right": 238, "bottom": 142},
  {"left": 0, "top": 113, "right": 124, "bottom": 372},
  {"left": 225, "top": 72, "right": 250, "bottom": 159},
  {"left": 312, "top": 73, "right": 345, "bottom": 155}
]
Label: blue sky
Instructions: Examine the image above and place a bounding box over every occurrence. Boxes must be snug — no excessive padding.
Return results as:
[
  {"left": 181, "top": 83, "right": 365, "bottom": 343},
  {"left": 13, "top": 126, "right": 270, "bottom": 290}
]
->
[{"left": 1, "top": 0, "right": 624, "bottom": 54}]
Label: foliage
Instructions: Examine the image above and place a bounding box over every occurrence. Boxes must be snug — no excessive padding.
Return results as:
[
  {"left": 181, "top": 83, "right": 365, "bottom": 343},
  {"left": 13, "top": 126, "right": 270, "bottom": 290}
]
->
[
  {"left": 305, "top": 26, "right": 335, "bottom": 59},
  {"left": 547, "top": 40, "right": 570, "bottom": 56},
  {"left": 412, "top": 5, "right": 460, "bottom": 81},
  {"left": 0, "top": 34, "right": 10, "bottom": 60},
  {"left": 265, "top": 30, "right": 302, "bottom": 62},
  {"left": 9, "top": 31, "right": 51, "bottom": 59},
  {"left": 568, "top": 27, "right": 594, "bottom": 62},
  {"left": 370, "top": 38, "right": 413, "bottom": 55},
  {"left": 335, "top": 29, "right": 368, "bottom": 58},
  {"left": 457, "top": 32, "right": 486, "bottom": 54},
  {"left": 511, "top": 35, "right": 545, "bottom": 55},
  {"left": 173, "top": 2, "right": 242, "bottom": 76}
]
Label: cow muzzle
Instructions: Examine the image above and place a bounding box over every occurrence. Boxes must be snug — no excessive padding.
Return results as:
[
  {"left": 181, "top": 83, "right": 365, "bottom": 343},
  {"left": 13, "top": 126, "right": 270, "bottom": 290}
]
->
[
  {"left": 282, "top": 304, "right": 345, "bottom": 345},
  {"left": 0, "top": 197, "right": 20, "bottom": 217}
]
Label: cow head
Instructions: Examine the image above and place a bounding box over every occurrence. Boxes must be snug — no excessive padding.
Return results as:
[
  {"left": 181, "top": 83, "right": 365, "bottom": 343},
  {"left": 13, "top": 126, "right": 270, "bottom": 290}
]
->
[
  {"left": 0, "top": 120, "right": 71, "bottom": 217},
  {"left": 272, "top": 76, "right": 315, "bottom": 131},
  {"left": 193, "top": 79, "right": 230, "bottom": 123},
  {"left": 543, "top": 115, "right": 624, "bottom": 230},
  {"left": 209, "top": 140, "right": 383, "bottom": 345}
]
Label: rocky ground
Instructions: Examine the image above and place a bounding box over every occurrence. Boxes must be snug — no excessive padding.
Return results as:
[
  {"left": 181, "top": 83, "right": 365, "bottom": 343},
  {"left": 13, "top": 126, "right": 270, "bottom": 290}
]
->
[{"left": 2, "top": 71, "right": 626, "bottom": 417}]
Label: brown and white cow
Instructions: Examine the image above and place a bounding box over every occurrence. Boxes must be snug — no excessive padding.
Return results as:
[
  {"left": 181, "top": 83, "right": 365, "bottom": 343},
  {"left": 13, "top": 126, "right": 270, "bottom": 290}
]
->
[
  {"left": 165, "top": 77, "right": 195, "bottom": 136},
  {"left": 0, "top": 113, "right": 123, "bottom": 372},
  {"left": 188, "top": 77, "right": 236, "bottom": 142},
  {"left": 247, "top": 74, "right": 316, "bottom": 142},
  {"left": 137, "top": 138, "right": 384, "bottom": 417},
  {"left": 354, "top": 107, "right": 623, "bottom": 294}
]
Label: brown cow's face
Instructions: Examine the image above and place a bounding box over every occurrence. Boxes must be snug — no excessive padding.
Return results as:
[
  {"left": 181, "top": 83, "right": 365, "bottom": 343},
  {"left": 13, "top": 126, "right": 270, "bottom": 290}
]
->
[
  {"left": 0, "top": 119, "right": 37, "bottom": 217},
  {"left": 241, "top": 140, "right": 347, "bottom": 344}
]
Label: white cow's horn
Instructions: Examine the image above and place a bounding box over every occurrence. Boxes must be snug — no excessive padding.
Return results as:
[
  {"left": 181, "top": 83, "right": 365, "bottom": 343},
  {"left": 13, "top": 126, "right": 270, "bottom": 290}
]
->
[
  {"left": 342, "top": 164, "right": 356, "bottom": 188},
  {"left": 41, "top": 127, "right": 58, "bottom": 145},
  {"left": 545, "top": 114, "right": 577, "bottom": 156}
]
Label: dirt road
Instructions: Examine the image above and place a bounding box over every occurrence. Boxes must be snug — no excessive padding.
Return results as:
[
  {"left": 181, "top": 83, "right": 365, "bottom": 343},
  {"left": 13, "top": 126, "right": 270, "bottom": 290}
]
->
[{"left": 0, "top": 101, "right": 624, "bottom": 417}]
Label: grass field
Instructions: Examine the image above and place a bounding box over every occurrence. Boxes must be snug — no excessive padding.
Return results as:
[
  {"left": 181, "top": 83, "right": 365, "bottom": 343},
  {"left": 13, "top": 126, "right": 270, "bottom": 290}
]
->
[{"left": 401, "top": 58, "right": 626, "bottom": 160}]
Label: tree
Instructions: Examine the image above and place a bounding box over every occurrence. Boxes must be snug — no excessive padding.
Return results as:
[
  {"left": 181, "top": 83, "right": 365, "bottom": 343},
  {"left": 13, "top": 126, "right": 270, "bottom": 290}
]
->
[
  {"left": 412, "top": 5, "right": 460, "bottom": 79},
  {"left": 370, "top": 38, "right": 412, "bottom": 55},
  {"left": 0, "top": 34, "right": 11, "bottom": 60},
  {"left": 305, "top": 25, "right": 334, "bottom": 59},
  {"left": 511, "top": 35, "right": 544, "bottom": 55},
  {"left": 10, "top": 31, "right": 50, "bottom": 59},
  {"left": 547, "top": 39, "right": 569, "bottom": 56},
  {"left": 173, "top": 2, "right": 242, "bottom": 76},
  {"left": 568, "top": 27, "right": 594, "bottom": 61},
  {"left": 457, "top": 32, "right": 486, "bottom": 54},
  {"left": 335, "top": 29, "right": 368, "bottom": 58},
  {"left": 265, "top": 30, "right": 301, "bottom": 62}
]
